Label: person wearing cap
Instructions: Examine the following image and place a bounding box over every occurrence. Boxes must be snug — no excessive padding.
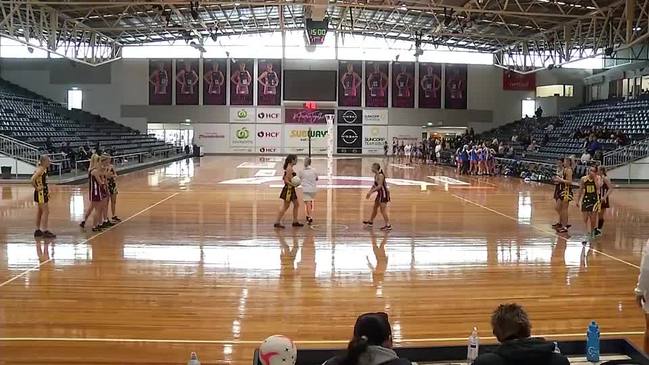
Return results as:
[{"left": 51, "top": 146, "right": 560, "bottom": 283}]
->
[
  {"left": 472, "top": 304, "right": 569, "bottom": 365},
  {"left": 322, "top": 313, "right": 411, "bottom": 365}
]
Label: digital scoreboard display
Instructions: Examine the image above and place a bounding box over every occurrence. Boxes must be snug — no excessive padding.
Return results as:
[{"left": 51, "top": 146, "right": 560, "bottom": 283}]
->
[{"left": 305, "top": 18, "right": 329, "bottom": 45}]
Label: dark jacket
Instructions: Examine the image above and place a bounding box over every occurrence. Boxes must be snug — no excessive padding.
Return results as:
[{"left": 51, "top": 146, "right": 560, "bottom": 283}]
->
[
  {"left": 323, "top": 346, "right": 411, "bottom": 365},
  {"left": 473, "top": 338, "right": 569, "bottom": 365}
]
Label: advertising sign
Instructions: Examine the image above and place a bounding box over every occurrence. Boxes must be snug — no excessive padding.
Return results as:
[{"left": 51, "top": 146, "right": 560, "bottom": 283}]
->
[
  {"left": 230, "top": 124, "right": 256, "bottom": 153},
  {"left": 337, "top": 125, "right": 363, "bottom": 154},
  {"left": 255, "top": 124, "right": 282, "bottom": 154},
  {"left": 284, "top": 125, "right": 330, "bottom": 154}
]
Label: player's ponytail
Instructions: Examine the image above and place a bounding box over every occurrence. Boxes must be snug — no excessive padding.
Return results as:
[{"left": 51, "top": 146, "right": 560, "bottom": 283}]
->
[
  {"left": 341, "top": 336, "right": 369, "bottom": 365},
  {"left": 283, "top": 154, "right": 297, "bottom": 170}
]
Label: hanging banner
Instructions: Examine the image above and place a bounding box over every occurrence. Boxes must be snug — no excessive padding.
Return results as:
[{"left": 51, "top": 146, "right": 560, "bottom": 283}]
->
[
  {"left": 284, "top": 125, "right": 330, "bottom": 154},
  {"left": 391, "top": 62, "right": 415, "bottom": 108},
  {"left": 338, "top": 60, "right": 362, "bottom": 107},
  {"left": 503, "top": 70, "right": 536, "bottom": 91},
  {"left": 257, "top": 59, "right": 282, "bottom": 106},
  {"left": 418, "top": 63, "right": 442, "bottom": 109},
  {"left": 365, "top": 61, "right": 389, "bottom": 107},
  {"left": 148, "top": 59, "right": 172, "bottom": 105},
  {"left": 175, "top": 59, "right": 199, "bottom": 105},
  {"left": 445, "top": 64, "right": 468, "bottom": 109},
  {"left": 337, "top": 109, "right": 363, "bottom": 124},
  {"left": 336, "top": 125, "right": 363, "bottom": 154},
  {"left": 363, "top": 125, "right": 388, "bottom": 154},
  {"left": 285, "top": 108, "right": 335, "bottom": 124},
  {"left": 203, "top": 59, "right": 227, "bottom": 105},
  {"left": 255, "top": 124, "right": 282, "bottom": 154},
  {"left": 230, "top": 124, "right": 256, "bottom": 153},
  {"left": 230, "top": 59, "right": 254, "bottom": 105}
]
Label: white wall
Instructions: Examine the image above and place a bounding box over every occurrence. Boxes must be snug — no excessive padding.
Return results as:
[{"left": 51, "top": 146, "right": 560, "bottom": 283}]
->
[
  {"left": 0, "top": 59, "right": 590, "bottom": 135},
  {"left": 0, "top": 154, "right": 36, "bottom": 175},
  {"left": 608, "top": 156, "right": 649, "bottom": 181}
]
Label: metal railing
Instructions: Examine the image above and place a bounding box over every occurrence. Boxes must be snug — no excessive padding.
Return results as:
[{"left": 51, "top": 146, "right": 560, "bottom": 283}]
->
[
  {"left": 603, "top": 138, "right": 649, "bottom": 168},
  {"left": 71, "top": 147, "right": 181, "bottom": 177},
  {"left": 0, "top": 133, "right": 69, "bottom": 178}
]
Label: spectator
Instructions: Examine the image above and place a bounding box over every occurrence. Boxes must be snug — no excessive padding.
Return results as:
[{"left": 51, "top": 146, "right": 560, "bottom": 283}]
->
[
  {"left": 526, "top": 140, "right": 538, "bottom": 152},
  {"left": 535, "top": 106, "right": 543, "bottom": 119},
  {"left": 511, "top": 134, "right": 518, "bottom": 143},
  {"left": 497, "top": 143, "right": 505, "bottom": 156},
  {"left": 45, "top": 137, "right": 54, "bottom": 153},
  {"left": 323, "top": 312, "right": 410, "bottom": 365},
  {"left": 586, "top": 134, "right": 601, "bottom": 156},
  {"left": 472, "top": 303, "right": 569, "bottom": 365},
  {"left": 184, "top": 145, "right": 191, "bottom": 155},
  {"left": 580, "top": 150, "right": 591, "bottom": 164},
  {"left": 545, "top": 123, "right": 554, "bottom": 132}
]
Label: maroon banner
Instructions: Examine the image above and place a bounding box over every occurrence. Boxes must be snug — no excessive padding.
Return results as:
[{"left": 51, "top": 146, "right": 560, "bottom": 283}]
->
[
  {"left": 418, "top": 63, "right": 442, "bottom": 109},
  {"left": 365, "top": 61, "right": 388, "bottom": 107},
  {"left": 392, "top": 62, "right": 415, "bottom": 108},
  {"left": 203, "top": 59, "right": 226, "bottom": 105},
  {"left": 175, "top": 59, "right": 199, "bottom": 105},
  {"left": 148, "top": 59, "right": 172, "bottom": 105},
  {"left": 257, "top": 59, "right": 281, "bottom": 106},
  {"left": 503, "top": 70, "right": 536, "bottom": 91},
  {"left": 338, "top": 60, "right": 362, "bottom": 107},
  {"left": 285, "top": 108, "right": 336, "bottom": 124},
  {"left": 445, "top": 64, "right": 467, "bottom": 109},
  {"left": 230, "top": 59, "right": 254, "bottom": 105}
]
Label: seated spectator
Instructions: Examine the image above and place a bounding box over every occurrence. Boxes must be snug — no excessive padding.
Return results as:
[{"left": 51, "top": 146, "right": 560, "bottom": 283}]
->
[
  {"left": 586, "top": 134, "right": 601, "bottom": 156},
  {"left": 545, "top": 123, "right": 554, "bottom": 132},
  {"left": 526, "top": 141, "right": 538, "bottom": 152},
  {"left": 535, "top": 106, "right": 543, "bottom": 119},
  {"left": 472, "top": 303, "right": 569, "bottom": 365},
  {"left": 580, "top": 150, "right": 591, "bottom": 164},
  {"left": 511, "top": 134, "right": 518, "bottom": 143},
  {"left": 324, "top": 312, "right": 410, "bottom": 365},
  {"left": 497, "top": 143, "right": 505, "bottom": 156}
]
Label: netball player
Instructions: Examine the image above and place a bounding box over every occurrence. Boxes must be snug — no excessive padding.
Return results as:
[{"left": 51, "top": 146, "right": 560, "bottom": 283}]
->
[
  {"left": 576, "top": 165, "right": 601, "bottom": 239},
  {"left": 341, "top": 63, "right": 361, "bottom": 98},
  {"left": 258, "top": 63, "right": 279, "bottom": 95},
  {"left": 469, "top": 145, "right": 478, "bottom": 175},
  {"left": 596, "top": 166, "right": 613, "bottom": 236},
  {"left": 231, "top": 62, "right": 252, "bottom": 95},
  {"left": 149, "top": 62, "right": 169, "bottom": 95},
  {"left": 395, "top": 64, "right": 412, "bottom": 98},
  {"left": 552, "top": 157, "right": 573, "bottom": 233},
  {"left": 367, "top": 63, "right": 387, "bottom": 98},
  {"left": 363, "top": 163, "right": 392, "bottom": 231},
  {"left": 31, "top": 155, "right": 55, "bottom": 238},
  {"left": 176, "top": 62, "right": 198, "bottom": 95},
  {"left": 99, "top": 154, "right": 113, "bottom": 228},
  {"left": 204, "top": 62, "right": 224, "bottom": 95},
  {"left": 298, "top": 157, "right": 318, "bottom": 225},
  {"left": 477, "top": 145, "right": 486, "bottom": 175},
  {"left": 420, "top": 65, "right": 441, "bottom": 99},
  {"left": 107, "top": 156, "right": 121, "bottom": 222},
  {"left": 80, "top": 154, "right": 99, "bottom": 229},
  {"left": 274, "top": 154, "right": 303, "bottom": 229}
]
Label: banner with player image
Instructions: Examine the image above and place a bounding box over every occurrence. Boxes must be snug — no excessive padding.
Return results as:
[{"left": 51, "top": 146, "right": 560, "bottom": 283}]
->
[
  {"left": 257, "top": 59, "right": 281, "bottom": 106},
  {"left": 336, "top": 125, "right": 363, "bottom": 154},
  {"left": 445, "top": 64, "right": 467, "bottom": 109},
  {"left": 148, "top": 59, "right": 172, "bottom": 105},
  {"left": 230, "top": 59, "right": 254, "bottom": 105},
  {"left": 203, "top": 59, "right": 227, "bottom": 105},
  {"left": 175, "top": 59, "right": 199, "bottom": 105},
  {"left": 365, "top": 61, "right": 389, "bottom": 107},
  {"left": 418, "top": 63, "right": 442, "bottom": 109},
  {"left": 391, "top": 62, "right": 415, "bottom": 108},
  {"left": 338, "top": 60, "right": 362, "bottom": 107}
]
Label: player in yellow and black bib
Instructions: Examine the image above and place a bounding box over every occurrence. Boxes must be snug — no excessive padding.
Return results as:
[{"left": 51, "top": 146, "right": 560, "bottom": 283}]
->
[
  {"left": 274, "top": 154, "right": 303, "bottom": 229},
  {"left": 552, "top": 158, "right": 573, "bottom": 233},
  {"left": 577, "top": 165, "right": 601, "bottom": 239},
  {"left": 31, "top": 155, "right": 56, "bottom": 238}
]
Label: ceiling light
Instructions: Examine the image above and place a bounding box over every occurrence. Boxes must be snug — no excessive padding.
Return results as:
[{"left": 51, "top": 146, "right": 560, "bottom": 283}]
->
[{"left": 185, "top": 119, "right": 191, "bottom": 123}]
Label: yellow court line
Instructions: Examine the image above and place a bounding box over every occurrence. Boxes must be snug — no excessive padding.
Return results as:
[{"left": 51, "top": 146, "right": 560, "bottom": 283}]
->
[
  {"left": 0, "top": 331, "right": 643, "bottom": 345},
  {"left": 450, "top": 193, "right": 641, "bottom": 270},
  {"left": 0, "top": 192, "right": 180, "bottom": 289}
]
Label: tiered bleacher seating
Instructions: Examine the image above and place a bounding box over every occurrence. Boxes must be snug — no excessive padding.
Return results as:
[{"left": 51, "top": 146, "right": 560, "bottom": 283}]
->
[{"left": 0, "top": 78, "right": 177, "bottom": 161}]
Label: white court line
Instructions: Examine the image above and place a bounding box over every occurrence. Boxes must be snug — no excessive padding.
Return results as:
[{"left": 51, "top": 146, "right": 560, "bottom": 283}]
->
[
  {"left": 0, "top": 192, "right": 179, "bottom": 289},
  {"left": 450, "top": 193, "right": 640, "bottom": 270},
  {"left": 0, "top": 331, "right": 643, "bottom": 345}
]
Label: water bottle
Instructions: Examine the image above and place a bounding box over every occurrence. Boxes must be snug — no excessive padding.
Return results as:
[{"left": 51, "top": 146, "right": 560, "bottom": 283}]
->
[
  {"left": 586, "top": 321, "right": 600, "bottom": 362},
  {"left": 553, "top": 341, "right": 561, "bottom": 354},
  {"left": 188, "top": 352, "right": 201, "bottom": 365},
  {"left": 467, "top": 327, "right": 479, "bottom": 364}
]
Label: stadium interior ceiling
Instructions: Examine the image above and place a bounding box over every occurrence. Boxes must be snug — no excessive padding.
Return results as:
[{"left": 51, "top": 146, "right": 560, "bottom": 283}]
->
[{"left": 1, "top": 0, "right": 648, "bottom": 72}]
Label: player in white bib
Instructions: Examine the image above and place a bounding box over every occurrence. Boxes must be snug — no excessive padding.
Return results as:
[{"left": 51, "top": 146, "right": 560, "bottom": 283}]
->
[{"left": 298, "top": 157, "right": 319, "bottom": 225}]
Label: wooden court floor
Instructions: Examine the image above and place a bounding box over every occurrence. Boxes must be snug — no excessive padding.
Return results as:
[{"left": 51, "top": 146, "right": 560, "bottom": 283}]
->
[{"left": 0, "top": 156, "right": 648, "bottom": 364}]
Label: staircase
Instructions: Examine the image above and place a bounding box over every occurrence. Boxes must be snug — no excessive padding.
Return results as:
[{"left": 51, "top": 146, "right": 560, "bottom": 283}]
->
[
  {"left": 0, "top": 133, "right": 43, "bottom": 165},
  {"left": 603, "top": 138, "right": 649, "bottom": 168}
]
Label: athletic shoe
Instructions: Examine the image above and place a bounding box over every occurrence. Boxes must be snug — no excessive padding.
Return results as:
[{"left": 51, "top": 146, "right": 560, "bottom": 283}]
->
[
  {"left": 551, "top": 222, "right": 562, "bottom": 228},
  {"left": 42, "top": 231, "right": 56, "bottom": 238},
  {"left": 594, "top": 229, "right": 602, "bottom": 237},
  {"left": 306, "top": 217, "right": 313, "bottom": 225},
  {"left": 557, "top": 227, "right": 569, "bottom": 233},
  {"left": 112, "top": 216, "right": 122, "bottom": 222},
  {"left": 79, "top": 221, "right": 85, "bottom": 228},
  {"left": 292, "top": 222, "right": 304, "bottom": 227},
  {"left": 92, "top": 226, "right": 102, "bottom": 232},
  {"left": 104, "top": 221, "right": 115, "bottom": 227},
  {"left": 363, "top": 221, "right": 373, "bottom": 226},
  {"left": 274, "top": 223, "right": 285, "bottom": 229},
  {"left": 380, "top": 225, "right": 392, "bottom": 231},
  {"left": 34, "top": 229, "right": 43, "bottom": 237}
]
